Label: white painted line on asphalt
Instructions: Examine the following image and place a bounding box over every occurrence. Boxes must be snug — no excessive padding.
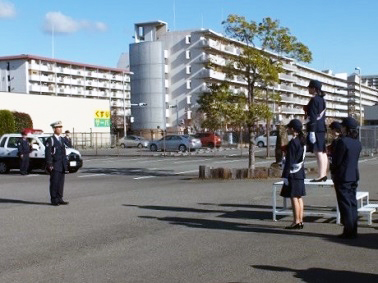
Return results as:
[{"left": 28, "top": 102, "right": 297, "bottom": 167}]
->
[
  {"left": 84, "top": 158, "right": 118, "bottom": 162},
  {"left": 133, "top": 176, "right": 155, "bottom": 180},
  {"left": 78, "top": 174, "right": 107, "bottom": 178},
  {"left": 173, "top": 158, "right": 213, "bottom": 164},
  {"left": 138, "top": 158, "right": 180, "bottom": 163},
  {"left": 359, "top": 157, "right": 377, "bottom": 163},
  {"left": 174, "top": 170, "right": 198, "bottom": 175}
]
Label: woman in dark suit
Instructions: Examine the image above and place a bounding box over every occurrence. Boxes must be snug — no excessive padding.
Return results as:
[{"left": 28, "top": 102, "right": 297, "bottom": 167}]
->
[
  {"left": 281, "top": 119, "right": 306, "bottom": 229},
  {"left": 331, "top": 117, "right": 362, "bottom": 239},
  {"left": 306, "top": 79, "right": 328, "bottom": 182}
]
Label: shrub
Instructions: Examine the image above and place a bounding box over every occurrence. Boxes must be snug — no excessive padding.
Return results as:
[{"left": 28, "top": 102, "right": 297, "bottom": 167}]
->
[
  {"left": 12, "top": 111, "right": 33, "bottom": 132},
  {"left": 0, "top": 110, "right": 16, "bottom": 135}
]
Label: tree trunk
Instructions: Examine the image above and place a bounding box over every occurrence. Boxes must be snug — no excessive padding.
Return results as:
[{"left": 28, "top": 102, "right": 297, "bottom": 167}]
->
[
  {"left": 266, "top": 118, "right": 271, "bottom": 158},
  {"left": 248, "top": 125, "right": 255, "bottom": 169}
]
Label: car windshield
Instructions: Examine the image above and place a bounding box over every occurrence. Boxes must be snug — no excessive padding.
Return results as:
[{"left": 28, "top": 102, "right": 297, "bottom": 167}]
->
[{"left": 38, "top": 136, "right": 49, "bottom": 145}]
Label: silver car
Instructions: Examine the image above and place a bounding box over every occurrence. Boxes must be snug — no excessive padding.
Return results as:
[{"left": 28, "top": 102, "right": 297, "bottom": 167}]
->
[
  {"left": 117, "top": 135, "right": 149, "bottom": 148},
  {"left": 255, "top": 130, "right": 292, "bottom": 147},
  {"left": 149, "top": 135, "right": 202, "bottom": 152}
]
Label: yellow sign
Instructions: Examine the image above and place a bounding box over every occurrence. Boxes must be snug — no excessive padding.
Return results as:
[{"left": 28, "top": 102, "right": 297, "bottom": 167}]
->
[{"left": 94, "top": 109, "right": 110, "bottom": 119}]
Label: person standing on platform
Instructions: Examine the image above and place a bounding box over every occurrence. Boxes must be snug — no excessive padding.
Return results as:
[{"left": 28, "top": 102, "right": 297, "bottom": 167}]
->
[
  {"left": 331, "top": 117, "right": 362, "bottom": 239},
  {"left": 281, "top": 119, "right": 307, "bottom": 229},
  {"left": 45, "top": 121, "right": 69, "bottom": 206},
  {"left": 306, "top": 80, "right": 328, "bottom": 182},
  {"left": 17, "top": 131, "right": 31, "bottom": 175}
]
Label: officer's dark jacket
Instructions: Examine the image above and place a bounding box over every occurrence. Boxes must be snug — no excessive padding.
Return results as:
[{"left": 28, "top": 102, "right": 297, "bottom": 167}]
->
[
  {"left": 331, "top": 136, "right": 362, "bottom": 183},
  {"left": 45, "top": 135, "right": 67, "bottom": 172},
  {"left": 17, "top": 138, "right": 31, "bottom": 155},
  {"left": 306, "top": 95, "right": 326, "bottom": 132},
  {"left": 282, "top": 136, "right": 305, "bottom": 180},
  {"left": 63, "top": 136, "right": 72, "bottom": 148}
]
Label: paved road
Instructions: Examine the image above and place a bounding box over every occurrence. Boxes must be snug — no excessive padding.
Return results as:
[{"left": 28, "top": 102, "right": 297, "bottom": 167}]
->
[{"left": 1, "top": 155, "right": 377, "bottom": 282}]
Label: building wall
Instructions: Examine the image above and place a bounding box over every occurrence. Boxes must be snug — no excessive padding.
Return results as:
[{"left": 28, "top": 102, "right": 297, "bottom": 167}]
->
[
  {"left": 0, "top": 91, "right": 110, "bottom": 133},
  {"left": 0, "top": 59, "right": 27, "bottom": 93},
  {"left": 130, "top": 41, "right": 166, "bottom": 130}
]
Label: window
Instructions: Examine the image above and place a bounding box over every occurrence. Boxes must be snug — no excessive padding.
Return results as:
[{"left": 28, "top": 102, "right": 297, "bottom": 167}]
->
[
  {"left": 186, "top": 65, "right": 191, "bottom": 74},
  {"left": 0, "top": 137, "right": 6, "bottom": 147},
  {"left": 185, "top": 50, "right": 191, "bottom": 59},
  {"left": 186, "top": 80, "right": 191, "bottom": 90},
  {"left": 7, "top": 137, "right": 19, "bottom": 148},
  {"left": 185, "top": 35, "right": 191, "bottom": 44}
]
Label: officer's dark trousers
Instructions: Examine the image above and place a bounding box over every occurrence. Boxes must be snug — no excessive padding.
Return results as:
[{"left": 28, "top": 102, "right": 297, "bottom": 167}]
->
[
  {"left": 19, "top": 155, "right": 29, "bottom": 175},
  {"left": 335, "top": 181, "right": 358, "bottom": 236},
  {"left": 49, "top": 170, "right": 65, "bottom": 203}
]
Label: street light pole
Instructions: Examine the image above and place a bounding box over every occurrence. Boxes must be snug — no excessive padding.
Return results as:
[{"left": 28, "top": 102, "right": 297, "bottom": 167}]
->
[{"left": 355, "top": 67, "right": 363, "bottom": 127}]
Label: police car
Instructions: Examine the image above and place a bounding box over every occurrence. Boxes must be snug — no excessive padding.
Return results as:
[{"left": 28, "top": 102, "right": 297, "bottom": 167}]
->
[{"left": 0, "top": 130, "right": 83, "bottom": 174}]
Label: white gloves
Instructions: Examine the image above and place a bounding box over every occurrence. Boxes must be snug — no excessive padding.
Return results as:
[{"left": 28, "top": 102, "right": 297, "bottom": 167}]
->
[
  {"left": 282, "top": 178, "right": 289, "bottom": 186},
  {"left": 309, "top": 132, "right": 316, "bottom": 144}
]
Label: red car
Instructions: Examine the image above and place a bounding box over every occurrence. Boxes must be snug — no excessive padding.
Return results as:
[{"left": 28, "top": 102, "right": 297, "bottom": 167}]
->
[{"left": 193, "top": 133, "right": 222, "bottom": 148}]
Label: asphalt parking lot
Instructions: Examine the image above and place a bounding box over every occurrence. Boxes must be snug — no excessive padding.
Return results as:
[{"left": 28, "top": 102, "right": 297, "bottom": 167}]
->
[{"left": 1, "top": 153, "right": 377, "bottom": 282}]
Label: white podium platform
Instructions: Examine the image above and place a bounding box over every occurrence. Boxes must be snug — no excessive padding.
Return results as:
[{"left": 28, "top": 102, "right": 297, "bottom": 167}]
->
[{"left": 272, "top": 179, "right": 341, "bottom": 223}]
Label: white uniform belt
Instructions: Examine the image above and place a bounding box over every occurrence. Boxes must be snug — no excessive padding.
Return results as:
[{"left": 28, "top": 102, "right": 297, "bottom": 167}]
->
[{"left": 289, "top": 145, "right": 306, "bottom": 174}]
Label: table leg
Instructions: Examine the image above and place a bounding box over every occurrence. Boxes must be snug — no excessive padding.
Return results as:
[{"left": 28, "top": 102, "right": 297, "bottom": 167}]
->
[{"left": 273, "top": 185, "right": 277, "bottom": 221}]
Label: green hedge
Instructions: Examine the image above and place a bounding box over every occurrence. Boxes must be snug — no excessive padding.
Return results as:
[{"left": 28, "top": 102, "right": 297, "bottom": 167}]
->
[
  {"left": 12, "top": 111, "right": 33, "bottom": 132},
  {"left": 0, "top": 110, "right": 16, "bottom": 135}
]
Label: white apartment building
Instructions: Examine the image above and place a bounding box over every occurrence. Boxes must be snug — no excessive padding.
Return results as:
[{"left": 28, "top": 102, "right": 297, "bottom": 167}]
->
[
  {"left": 0, "top": 55, "right": 132, "bottom": 130},
  {"left": 126, "top": 21, "right": 378, "bottom": 131}
]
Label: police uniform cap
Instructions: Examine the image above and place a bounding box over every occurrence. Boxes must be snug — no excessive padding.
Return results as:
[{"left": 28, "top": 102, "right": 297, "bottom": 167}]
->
[
  {"left": 329, "top": 121, "right": 342, "bottom": 130},
  {"left": 286, "top": 119, "right": 302, "bottom": 132},
  {"left": 341, "top": 117, "right": 358, "bottom": 129},
  {"left": 65, "top": 130, "right": 70, "bottom": 134},
  {"left": 308, "top": 79, "right": 322, "bottom": 90},
  {"left": 50, "top": 121, "right": 63, "bottom": 128}
]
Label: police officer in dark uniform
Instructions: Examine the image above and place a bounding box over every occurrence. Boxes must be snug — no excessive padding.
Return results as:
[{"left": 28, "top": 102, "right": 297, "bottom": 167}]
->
[
  {"left": 306, "top": 79, "right": 328, "bottom": 182},
  {"left": 331, "top": 117, "right": 362, "bottom": 239},
  {"left": 63, "top": 130, "right": 73, "bottom": 148},
  {"left": 45, "top": 121, "right": 69, "bottom": 206},
  {"left": 281, "top": 119, "right": 307, "bottom": 229},
  {"left": 17, "top": 131, "right": 31, "bottom": 175}
]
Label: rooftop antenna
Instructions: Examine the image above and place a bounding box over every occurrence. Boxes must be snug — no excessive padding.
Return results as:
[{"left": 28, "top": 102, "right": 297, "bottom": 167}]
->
[
  {"left": 51, "top": 23, "right": 55, "bottom": 58},
  {"left": 173, "top": 0, "right": 176, "bottom": 31}
]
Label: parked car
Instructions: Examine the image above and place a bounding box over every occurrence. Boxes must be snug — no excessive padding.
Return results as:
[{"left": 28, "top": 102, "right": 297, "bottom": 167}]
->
[
  {"left": 0, "top": 132, "right": 83, "bottom": 174},
  {"left": 255, "top": 130, "right": 293, "bottom": 147},
  {"left": 149, "top": 135, "right": 202, "bottom": 152},
  {"left": 192, "top": 132, "right": 222, "bottom": 148},
  {"left": 117, "top": 135, "right": 149, "bottom": 148}
]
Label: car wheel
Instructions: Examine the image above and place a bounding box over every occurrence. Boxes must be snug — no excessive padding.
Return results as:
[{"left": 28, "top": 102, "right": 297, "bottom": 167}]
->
[
  {"left": 178, "top": 144, "right": 187, "bottom": 152},
  {"left": 137, "top": 143, "right": 143, "bottom": 148},
  {"left": 150, "top": 144, "right": 158, "bottom": 151},
  {"left": 120, "top": 143, "right": 126, "bottom": 148},
  {"left": 208, "top": 142, "right": 214, "bottom": 148},
  {"left": 69, "top": 168, "right": 79, "bottom": 173},
  {"left": 0, "top": 161, "right": 9, "bottom": 174},
  {"left": 257, "top": 141, "right": 264, "bottom": 148}
]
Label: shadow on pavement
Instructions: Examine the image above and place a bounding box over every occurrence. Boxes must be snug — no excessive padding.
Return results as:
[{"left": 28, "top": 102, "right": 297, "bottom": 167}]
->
[
  {"left": 123, "top": 204, "right": 223, "bottom": 213},
  {"left": 82, "top": 167, "right": 176, "bottom": 177},
  {"left": 252, "top": 265, "right": 378, "bottom": 282},
  {"left": 0, "top": 198, "right": 50, "bottom": 206}
]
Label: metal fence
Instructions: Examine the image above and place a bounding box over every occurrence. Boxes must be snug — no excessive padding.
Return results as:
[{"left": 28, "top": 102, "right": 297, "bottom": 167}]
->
[{"left": 360, "top": 126, "right": 378, "bottom": 155}]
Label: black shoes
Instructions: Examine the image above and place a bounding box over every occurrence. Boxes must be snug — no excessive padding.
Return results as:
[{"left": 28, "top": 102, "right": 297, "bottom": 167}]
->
[
  {"left": 51, "top": 200, "right": 69, "bottom": 206},
  {"left": 285, "top": 223, "right": 304, "bottom": 230},
  {"left": 310, "top": 176, "right": 328, "bottom": 182}
]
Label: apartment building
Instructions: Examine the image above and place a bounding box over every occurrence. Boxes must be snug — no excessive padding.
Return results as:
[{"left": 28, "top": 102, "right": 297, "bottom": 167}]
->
[
  {"left": 362, "top": 75, "right": 378, "bottom": 89},
  {"left": 127, "top": 21, "right": 378, "bottom": 131},
  {"left": 0, "top": 55, "right": 132, "bottom": 130}
]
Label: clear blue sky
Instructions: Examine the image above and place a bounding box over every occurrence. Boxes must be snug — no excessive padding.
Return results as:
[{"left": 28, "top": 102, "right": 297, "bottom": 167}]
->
[{"left": 0, "top": 0, "right": 376, "bottom": 75}]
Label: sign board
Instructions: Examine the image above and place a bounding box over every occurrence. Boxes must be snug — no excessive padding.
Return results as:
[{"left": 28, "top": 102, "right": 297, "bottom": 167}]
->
[
  {"left": 94, "top": 110, "right": 110, "bottom": 119},
  {"left": 94, "top": 118, "right": 110, "bottom": 127},
  {"left": 94, "top": 109, "right": 110, "bottom": 127}
]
